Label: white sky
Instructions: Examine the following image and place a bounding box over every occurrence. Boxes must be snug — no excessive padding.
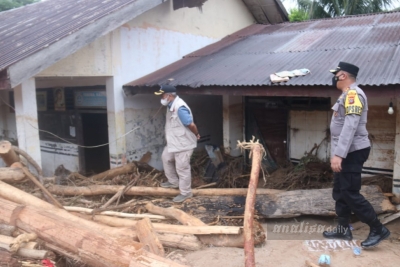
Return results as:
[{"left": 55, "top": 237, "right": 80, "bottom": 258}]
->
[{"left": 281, "top": 0, "right": 400, "bottom": 12}]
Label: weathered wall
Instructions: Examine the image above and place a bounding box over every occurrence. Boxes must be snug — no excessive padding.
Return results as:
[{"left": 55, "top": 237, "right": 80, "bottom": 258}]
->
[
  {"left": 40, "top": 141, "right": 79, "bottom": 177},
  {"left": 289, "top": 97, "right": 396, "bottom": 176},
  {"left": 125, "top": 94, "right": 223, "bottom": 170},
  {"left": 289, "top": 110, "right": 331, "bottom": 163}
]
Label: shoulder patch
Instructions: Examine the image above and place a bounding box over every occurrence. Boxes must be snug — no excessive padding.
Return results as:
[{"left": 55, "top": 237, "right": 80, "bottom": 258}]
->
[{"left": 345, "top": 89, "right": 363, "bottom": 115}]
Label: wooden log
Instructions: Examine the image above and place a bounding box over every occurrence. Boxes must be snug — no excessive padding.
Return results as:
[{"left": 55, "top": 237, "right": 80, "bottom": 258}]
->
[
  {"left": 136, "top": 218, "right": 165, "bottom": 257},
  {"left": 0, "top": 197, "right": 187, "bottom": 267},
  {"left": 21, "top": 167, "right": 63, "bottom": 209},
  {"left": 141, "top": 185, "right": 396, "bottom": 220},
  {"left": 64, "top": 206, "right": 166, "bottom": 220},
  {"left": 0, "top": 242, "right": 52, "bottom": 260},
  {"left": 47, "top": 184, "right": 283, "bottom": 196},
  {"left": 0, "top": 168, "right": 26, "bottom": 182},
  {"left": 0, "top": 181, "right": 139, "bottom": 240},
  {"left": 0, "top": 141, "right": 20, "bottom": 167},
  {"left": 82, "top": 214, "right": 202, "bottom": 251},
  {"left": 244, "top": 145, "right": 262, "bottom": 267},
  {"left": 89, "top": 163, "right": 137, "bottom": 181},
  {"left": 0, "top": 235, "right": 37, "bottom": 249},
  {"left": 145, "top": 203, "right": 265, "bottom": 248}
]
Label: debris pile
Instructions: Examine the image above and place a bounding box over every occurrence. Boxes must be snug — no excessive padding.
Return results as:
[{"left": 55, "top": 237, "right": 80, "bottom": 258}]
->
[{"left": 0, "top": 140, "right": 397, "bottom": 266}]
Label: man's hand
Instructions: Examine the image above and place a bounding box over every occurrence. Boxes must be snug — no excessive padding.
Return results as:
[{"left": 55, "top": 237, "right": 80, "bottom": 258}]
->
[{"left": 331, "top": 155, "right": 343, "bottom": 172}]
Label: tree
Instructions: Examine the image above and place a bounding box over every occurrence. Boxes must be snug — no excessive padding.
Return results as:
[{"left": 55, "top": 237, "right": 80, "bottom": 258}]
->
[
  {"left": 289, "top": 8, "right": 309, "bottom": 21},
  {"left": 295, "top": 0, "right": 399, "bottom": 19},
  {"left": 0, "top": 0, "right": 39, "bottom": 12}
]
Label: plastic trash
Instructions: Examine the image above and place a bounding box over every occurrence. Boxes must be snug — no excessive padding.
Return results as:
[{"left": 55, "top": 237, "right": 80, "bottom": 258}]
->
[
  {"left": 318, "top": 254, "right": 331, "bottom": 266},
  {"left": 353, "top": 246, "right": 361, "bottom": 255}
]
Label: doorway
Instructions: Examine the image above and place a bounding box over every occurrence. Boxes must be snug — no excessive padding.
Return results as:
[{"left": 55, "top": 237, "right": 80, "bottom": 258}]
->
[{"left": 81, "top": 113, "right": 110, "bottom": 174}]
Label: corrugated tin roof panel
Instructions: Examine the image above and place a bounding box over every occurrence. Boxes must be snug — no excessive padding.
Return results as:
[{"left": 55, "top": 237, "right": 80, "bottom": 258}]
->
[
  {"left": 0, "top": 0, "right": 139, "bottom": 71},
  {"left": 126, "top": 11, "right": 400, "bottom": 88}
]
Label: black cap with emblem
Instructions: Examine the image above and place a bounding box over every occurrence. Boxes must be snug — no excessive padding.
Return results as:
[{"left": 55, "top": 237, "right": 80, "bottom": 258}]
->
[
  {"left": 330, "top": 62, "right": 359, "bottom": 77},
  {"left": 154, "top": 84, "right": 176, "bottom": 95}
]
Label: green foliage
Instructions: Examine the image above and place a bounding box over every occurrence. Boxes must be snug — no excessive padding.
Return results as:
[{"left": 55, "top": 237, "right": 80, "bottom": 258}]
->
[
  {"left": 289, "top": 8, "right": 310, "bottom": 21},
  {"left": 0, "top": 0, "right": 39, "bottom": 12},
  {"left": 295, "top": 0, "right": 399, "bottom": 19}
]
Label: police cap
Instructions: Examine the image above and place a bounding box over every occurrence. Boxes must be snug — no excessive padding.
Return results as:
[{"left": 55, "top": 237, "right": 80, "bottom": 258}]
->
[{"left": 330, "top": 62, "right": 359, "bottom": 77}]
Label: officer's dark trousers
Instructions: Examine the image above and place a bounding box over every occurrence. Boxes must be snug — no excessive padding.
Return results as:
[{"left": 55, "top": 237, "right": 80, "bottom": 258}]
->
[{"left": 333, "top": 147, "right": 376, "bottom": 224}]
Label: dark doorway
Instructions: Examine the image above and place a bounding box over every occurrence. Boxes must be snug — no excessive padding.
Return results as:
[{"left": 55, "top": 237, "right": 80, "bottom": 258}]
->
[
  {"left": 81, "top": 113, "right": 109, "bottom": 174},
  {"left": 246, "top": 97, "right": 289, "bottom": 166}
]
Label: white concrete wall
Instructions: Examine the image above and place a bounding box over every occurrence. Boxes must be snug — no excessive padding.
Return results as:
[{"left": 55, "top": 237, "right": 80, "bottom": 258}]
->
[
  {"left": 125, "top": 94, "right": 223, "bottom": 170},
  {"left": 40, "top": 141, "right": 79, "bottom": 177}
]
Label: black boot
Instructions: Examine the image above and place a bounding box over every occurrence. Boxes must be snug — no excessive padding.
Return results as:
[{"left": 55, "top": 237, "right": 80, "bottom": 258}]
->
[
  {"left": 323, "top": 217, "right": 353, "bottom": 241},
  {"left": 361, "top": 218, "right": 390, "bottom": 249}
]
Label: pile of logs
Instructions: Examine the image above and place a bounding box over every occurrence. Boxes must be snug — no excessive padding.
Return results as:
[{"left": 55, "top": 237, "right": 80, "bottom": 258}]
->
[{"left": 0, "top": 140, "right": 397, "bottom": 267}]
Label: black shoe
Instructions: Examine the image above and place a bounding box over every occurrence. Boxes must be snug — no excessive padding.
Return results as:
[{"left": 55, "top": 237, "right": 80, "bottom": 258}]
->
[
  {"left": 361, "top": 225, "right": 390, "bottom": 249},
  {"left": 323, "top": 225, "right": 353, "bottom": 240}
]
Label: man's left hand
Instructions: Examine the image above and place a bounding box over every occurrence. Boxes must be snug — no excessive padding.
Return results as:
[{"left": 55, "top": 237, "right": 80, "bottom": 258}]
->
[{"left": 331, "top": 155, "right": 343, "bottom": 172}]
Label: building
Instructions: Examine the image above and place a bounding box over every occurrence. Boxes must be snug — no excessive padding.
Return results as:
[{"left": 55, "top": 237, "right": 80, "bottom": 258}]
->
[{"left": 0, "top": 0, "right": 287, "bottom": 175}]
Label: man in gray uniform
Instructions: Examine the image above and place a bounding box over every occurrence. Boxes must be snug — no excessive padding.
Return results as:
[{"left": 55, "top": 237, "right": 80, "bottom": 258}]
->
[
  {"left": 322, "top": 62, "right": 390, "bottom": 248},
  {"left": 155, "top": 85, "right": 200, "bottom": 203}
]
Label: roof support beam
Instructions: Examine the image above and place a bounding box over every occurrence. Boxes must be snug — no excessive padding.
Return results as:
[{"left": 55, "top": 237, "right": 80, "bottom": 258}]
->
[
  {"left": 7, "top": 0, "right": 163, "bottom": 89},
  {"left": 125, "top": 85, "right": 400, "bottom": 98}
]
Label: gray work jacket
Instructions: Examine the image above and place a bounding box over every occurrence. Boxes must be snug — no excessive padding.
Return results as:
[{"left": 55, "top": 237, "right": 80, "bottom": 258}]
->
[{"left": 330, "top": 83, "right": 370, "bottom": 158}]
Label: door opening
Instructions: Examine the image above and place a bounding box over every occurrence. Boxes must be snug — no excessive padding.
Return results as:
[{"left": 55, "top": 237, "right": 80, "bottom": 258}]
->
[{"left": 81, "top": 113, "right": 109, "bottom": 174}]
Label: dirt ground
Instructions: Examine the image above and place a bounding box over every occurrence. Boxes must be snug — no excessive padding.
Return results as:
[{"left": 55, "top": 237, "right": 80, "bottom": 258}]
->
[{"left": 168, "top": 216, "right": 400, "bottom": 267}]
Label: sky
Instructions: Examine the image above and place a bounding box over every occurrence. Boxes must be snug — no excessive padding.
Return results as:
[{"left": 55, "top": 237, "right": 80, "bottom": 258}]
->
[{"left": 281, "top": 0, "right": 400, "bottom": 12}]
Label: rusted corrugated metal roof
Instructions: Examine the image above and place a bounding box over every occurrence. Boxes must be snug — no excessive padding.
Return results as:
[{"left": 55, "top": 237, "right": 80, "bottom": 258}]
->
[
  {"left": 126, "top": 12, "right": 400, "bottom": 88},
  {"left": 0, "top": 0, "right": 142, "bottom": 72}
]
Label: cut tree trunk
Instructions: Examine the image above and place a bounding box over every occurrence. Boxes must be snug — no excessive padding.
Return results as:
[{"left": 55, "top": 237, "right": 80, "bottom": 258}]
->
[
  {"left": 136, "top": 218, "right": 165, "bottom": 257},
  {"left": 0, "top": 242, "right": 53, "bottom": 260},
  {"left": 47, "top": 185, "right": 283, "bottom": 197},
  {"left": 0, "top": 181, "right": 140, "bottom": 240},
  {"left": 243, "top": 144, "right": 262, "bottom": 267},
  {"left": 146, "top": 186, "right": 395, "bottom": 221},
  {"left": 0, "top": 141, "right": 20, "bottom": 167},
  {"left": 0, "top": 197, "right": 188, "bottom": 267},
  {"left": 0, "top": 234, "right": 37, "bottom": 249},
  {"left": 0, "top": 168, "right": 26, "bottom": 182}
]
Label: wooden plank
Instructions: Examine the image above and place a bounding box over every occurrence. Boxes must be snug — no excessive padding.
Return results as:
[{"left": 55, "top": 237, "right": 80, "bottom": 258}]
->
[{"left": 136, "top": 218, "right": 165, "bottom": 257}]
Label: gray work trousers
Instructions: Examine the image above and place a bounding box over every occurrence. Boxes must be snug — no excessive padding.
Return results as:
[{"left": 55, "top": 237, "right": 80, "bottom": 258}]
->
[{"left": 162, "top": 147, "right": 194, "bottom": 196}]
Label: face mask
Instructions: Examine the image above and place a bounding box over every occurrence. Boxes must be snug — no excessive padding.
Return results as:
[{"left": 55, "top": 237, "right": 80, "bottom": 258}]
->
[
  {"left": 332, "top": 75, "right": 342, "bottom": 87},
  {"left": 161, "top": 95, "right": 170, "bottom": 106}
]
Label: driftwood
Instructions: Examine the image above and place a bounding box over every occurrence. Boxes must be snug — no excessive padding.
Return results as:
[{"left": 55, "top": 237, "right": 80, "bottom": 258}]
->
[
  {"left": 0, "top": 234, "right": 37, "bottom": 250},
  {"left": 0, "top": 242, "right": 52, "bottom": 260},
  {"left": 64, "top": 206, "right": 166, "bottom": 220},
  {"left": 147, "top": 186, "right": 395, "bottom": 220},
  {"left": 21, "top": 167, "right": 63, "bottom": 209},
  {"left": 47, "top": 185, "right": 283, "bottom": 197},
  {"left": 0, "top": 168, "right": 26, "bottom": 182},
  {"left": 0, "top": 197, "right": 187, "bottom": 267},
  {"left": 9, "top": 232, "right": 37, "bottom": 253},
  {"left": 136, "top": 218, "right": 165, "bottom": 257},
  {"left": 145, "top": 203, "right": 265, "bottom": 248},
  {"left": 89, "top": 163, "right": 137, "bottom": 181},
  {"left": 0, "top": 141, "right": 20, "bottom": 167}
]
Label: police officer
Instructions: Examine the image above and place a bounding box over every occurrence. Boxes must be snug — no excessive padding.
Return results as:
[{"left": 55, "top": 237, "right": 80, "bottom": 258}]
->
[
  {"left": 322, "top": 62, "right": 390, "bottom": 248},
  {"left": 155, "top": 85, "right": 200, "bottom": 203}
]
